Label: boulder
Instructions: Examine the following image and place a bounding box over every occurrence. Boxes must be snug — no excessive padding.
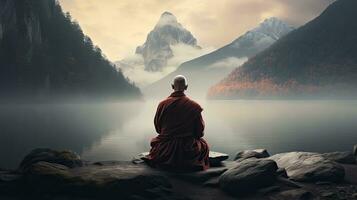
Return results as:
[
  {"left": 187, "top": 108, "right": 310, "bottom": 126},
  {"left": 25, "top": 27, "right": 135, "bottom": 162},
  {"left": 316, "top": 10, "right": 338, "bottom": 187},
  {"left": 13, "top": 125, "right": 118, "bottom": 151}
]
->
[
  {"left": 219, "top": 159, "right": 278, "bottom": 195},
  {"left": 24, "top": 161, "right": 174, "bottom": 198},
  {"left": 270, "top": 189, "right": 314, "bottom": 200},
  {"left": 24, "top": 161, "right": 74, "bottom": 194},
  {"left": 322, "top": 151, "right": 355, "bottom": 164},
  {"left": 269, "top": 152, "right": 345, "bottom": 182},
  {"left": 234, "top": 149, "right": 270, "bottom": 161},
  {"left": 19, "top": 148, "right": 83, "bottom": 172}
]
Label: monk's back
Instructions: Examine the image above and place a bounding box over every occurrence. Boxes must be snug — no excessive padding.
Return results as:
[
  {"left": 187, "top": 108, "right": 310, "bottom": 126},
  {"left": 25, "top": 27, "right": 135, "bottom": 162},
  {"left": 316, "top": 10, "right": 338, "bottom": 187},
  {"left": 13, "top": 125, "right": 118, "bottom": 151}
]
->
[
  {"left": 157, "top": 94, "right": 202, "bottom": 138},
  {"left": 148, "top": 76, "right": 209, "bottom": 171}
]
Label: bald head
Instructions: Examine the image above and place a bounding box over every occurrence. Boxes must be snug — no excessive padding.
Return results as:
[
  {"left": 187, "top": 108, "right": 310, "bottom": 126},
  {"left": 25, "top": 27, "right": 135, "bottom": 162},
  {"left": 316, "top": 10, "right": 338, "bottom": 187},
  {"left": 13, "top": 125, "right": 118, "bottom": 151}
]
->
[{"left": 172, "top": 75, "right": 188, "bottom": 92}]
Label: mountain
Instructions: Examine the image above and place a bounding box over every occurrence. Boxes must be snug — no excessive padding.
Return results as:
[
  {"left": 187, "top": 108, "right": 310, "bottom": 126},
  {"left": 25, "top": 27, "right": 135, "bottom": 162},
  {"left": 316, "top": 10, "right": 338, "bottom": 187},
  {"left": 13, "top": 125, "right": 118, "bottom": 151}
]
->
[
  {"left": 209, "top": 0, "right": 357, "bottom": 99},
  {"left": 0, "top": 0, "right": 141, "bottom": 101},
  {"left": 135, "top": 11, "right": 200, "bottom": 72},
  {"left": 145, "top": 17, "right": 293, "bottom": 98}
]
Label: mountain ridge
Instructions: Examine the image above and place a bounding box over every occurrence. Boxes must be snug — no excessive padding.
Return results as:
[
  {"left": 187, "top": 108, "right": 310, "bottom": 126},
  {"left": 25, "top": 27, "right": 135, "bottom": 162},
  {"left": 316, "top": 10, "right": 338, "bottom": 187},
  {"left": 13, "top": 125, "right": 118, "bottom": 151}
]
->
[
  {"left": 145, "top": 17, "right": 293, "bottom": 98},
  {"left": 208, "top": 0, "right": 357, "bottom": 99},
  {"left": 0, "top": 0, "right": 141, "bottom": 101}
]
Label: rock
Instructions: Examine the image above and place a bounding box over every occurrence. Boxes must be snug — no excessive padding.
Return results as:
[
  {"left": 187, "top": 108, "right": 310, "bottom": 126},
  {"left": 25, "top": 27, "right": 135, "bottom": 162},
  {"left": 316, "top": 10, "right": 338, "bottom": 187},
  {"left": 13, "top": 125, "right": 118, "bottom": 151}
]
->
[
  {"left": 208, "top": 151, "right": 229, "bottom": 166},
  {"left": 24, "top": 161, "right": 173, "bottom": 198},
  {"left": 269, "top": 152, "right": 345, "bottom": 182},
  {"left": 315, "top": 181, "right": 332, "bottom": 185},
  {"left": 0, "top": 170, "right": 23, "bottom": 194},
  {"left": 19, "top": 148, "right": 83, "bottom": 172},
  {"left": 320, "top": 191, "right": 337, "bottom": 198},
  {"left": 322, "top": 151, "right": 356, "bottom": 164},
  {"left": 276, "top": 177, "right": 302, "bottom": 188},
  {"left": 352, "top": 193, "right": 357, "bottom": 199},
  {"left": 258, "top": 185, "right": 281, "bottom": 195},
  {"left": 234, "top": 149, "right": 270, "bottom": 161},
  {"left": 219, "top": 159, "right": 278, "bottom": 195},
  {"left": 271, "top": 189, "right": 314, "bottom": 200},
  {"left": 203, "top": 177, "right": 220, "bottom": 187},
  {"left": 177, "top": 167, "right": 227, "bottom": 183},
  {"left": 276, "top": 168, "right": 288, "bottom": 178},
  {"left": 135, "top": 151, "right": 229, "bottom": 166}
]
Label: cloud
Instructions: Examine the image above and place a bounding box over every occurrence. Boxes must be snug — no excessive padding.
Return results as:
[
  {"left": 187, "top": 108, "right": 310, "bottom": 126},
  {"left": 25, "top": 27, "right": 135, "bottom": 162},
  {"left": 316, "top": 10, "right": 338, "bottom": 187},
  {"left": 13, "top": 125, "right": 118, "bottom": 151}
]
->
[
  {"left": 208, "top": 57, "right": 248, "bottom": 69},
  {"left": 118, "top": 44, "right": 215, "bottom": 87}
]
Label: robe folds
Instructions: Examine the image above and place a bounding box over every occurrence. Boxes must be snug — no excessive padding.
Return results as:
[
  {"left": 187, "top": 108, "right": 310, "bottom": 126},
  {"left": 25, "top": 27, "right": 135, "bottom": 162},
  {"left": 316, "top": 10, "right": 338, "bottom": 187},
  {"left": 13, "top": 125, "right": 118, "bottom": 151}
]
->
[{"left": 147, "top": 91, "right": 210, "bottom": 171}]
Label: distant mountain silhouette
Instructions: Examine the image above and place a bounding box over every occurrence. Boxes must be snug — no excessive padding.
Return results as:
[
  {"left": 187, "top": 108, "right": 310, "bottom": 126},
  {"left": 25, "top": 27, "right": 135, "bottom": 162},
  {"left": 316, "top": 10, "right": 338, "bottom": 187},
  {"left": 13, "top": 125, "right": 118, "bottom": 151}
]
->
[
  {"left": 209, "top": 0, "right": 357, "bottom": 99},
  {"left": 145, "top": 18, "right": 293, "bottom": 98},
  {"left": 0, "top": 0, "right": 141, "bottom": 101}
]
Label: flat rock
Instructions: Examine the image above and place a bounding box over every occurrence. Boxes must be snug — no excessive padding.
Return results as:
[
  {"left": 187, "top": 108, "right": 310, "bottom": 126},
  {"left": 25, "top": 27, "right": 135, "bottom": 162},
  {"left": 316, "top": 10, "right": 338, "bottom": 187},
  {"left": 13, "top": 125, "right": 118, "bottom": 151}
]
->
[
  {"left": 174, "top": 167, "right": 228, "bottom": 183},
  {"left": 219, "top": 159, "right": 278, "bottom": 195},
  {"left": 135, "top": 151, "right": 229, "bottom": 166},
  {"left": 322, "top": 151, "right": 356, "bottom": 164},
  {"left": 270, "top": 189, "right": 314, "bottom": 200},
  {"left": 19, "top": 148, "right": 83, "bottom": 172},
  {"left": 269, "top": 152, "right": 345, "bottom": 182},
  {"left": 234, "top": 149, "right": 270, "bottom": 161},
  {"left": 25, "top": 161, "right": 174, "bottom": 198}
]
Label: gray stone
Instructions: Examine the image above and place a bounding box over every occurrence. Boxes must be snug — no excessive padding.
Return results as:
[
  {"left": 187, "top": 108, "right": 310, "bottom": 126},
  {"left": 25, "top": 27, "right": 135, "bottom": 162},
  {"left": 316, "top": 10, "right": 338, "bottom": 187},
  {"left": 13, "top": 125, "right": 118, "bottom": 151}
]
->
[
  {"left": 25, "top": 161, "right": 173, "bottom": 198},
  {"left": 19, "top": 148, "right": 83, "bottom": 172},
  {"left": 219, "top": 159, "right": 278, "bottom": 195},
  {"left": 276, "top": 168, "right": 288, "bottom": 178},
  {"left": 320, "top": 191, "right": 337, "bottom": 198},
  {"left": 176, "top": 167, "right": 227, "bottom": 183},
  {"left": 258, "top": 185, "right": 280, "bottom": 195},
  {"left": 322, "top": 151, "right": 356, "bottom": 164},
  {"left": 271, "top": 189, "right": 314, "bottom": 200},
  {"left": 276, "top": 177, "right": 302, "bottom": 188},
  {"left": 269, "top": 152, "right": 345, "bottom": 182},
  {"left": 234, "top": 149, "right": 270, "bottom": 161},
  {"left": 203, "top": 177, "right": 220, "bottom": 187}
]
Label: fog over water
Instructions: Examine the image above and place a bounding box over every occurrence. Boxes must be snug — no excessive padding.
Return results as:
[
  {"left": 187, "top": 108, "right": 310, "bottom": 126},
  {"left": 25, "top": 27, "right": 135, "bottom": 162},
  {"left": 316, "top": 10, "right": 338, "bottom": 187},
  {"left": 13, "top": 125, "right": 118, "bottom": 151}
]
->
[{"left": 1, "top": 99, "right": 357, "bottom": 169}]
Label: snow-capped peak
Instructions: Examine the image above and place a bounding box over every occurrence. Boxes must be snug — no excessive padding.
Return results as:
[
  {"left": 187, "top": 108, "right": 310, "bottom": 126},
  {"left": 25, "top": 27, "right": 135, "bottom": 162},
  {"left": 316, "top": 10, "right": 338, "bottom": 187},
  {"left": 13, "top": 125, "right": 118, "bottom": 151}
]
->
[
  {"left": 135, "top": 11, "right": 199, "bottom": 72},
  {"left": 155, "top": 12, "right": 180, "bottom": 28},
  {"left": 253, "top": 17, "right": 294, "bottom": 40},
  {"left": 231, "top": 17, "right": 294, "bottom": 49}
]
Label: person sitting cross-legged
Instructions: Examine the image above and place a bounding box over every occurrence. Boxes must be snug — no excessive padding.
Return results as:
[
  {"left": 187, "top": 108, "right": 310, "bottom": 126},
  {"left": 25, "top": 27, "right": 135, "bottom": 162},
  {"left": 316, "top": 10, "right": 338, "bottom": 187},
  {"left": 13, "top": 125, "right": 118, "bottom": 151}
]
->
[{"left": 146, "top": 75, "right": 210, "bottom": 171}]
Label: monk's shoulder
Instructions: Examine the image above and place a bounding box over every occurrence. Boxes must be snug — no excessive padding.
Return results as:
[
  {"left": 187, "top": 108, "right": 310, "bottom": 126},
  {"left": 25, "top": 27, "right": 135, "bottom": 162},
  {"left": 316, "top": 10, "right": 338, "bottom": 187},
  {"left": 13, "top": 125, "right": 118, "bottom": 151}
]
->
[
  {"left": 185, "top": 97, "right": 203, "bottom": 111},
  {"left": 158, "top": 97, "right": 173, "bottom": 107}
]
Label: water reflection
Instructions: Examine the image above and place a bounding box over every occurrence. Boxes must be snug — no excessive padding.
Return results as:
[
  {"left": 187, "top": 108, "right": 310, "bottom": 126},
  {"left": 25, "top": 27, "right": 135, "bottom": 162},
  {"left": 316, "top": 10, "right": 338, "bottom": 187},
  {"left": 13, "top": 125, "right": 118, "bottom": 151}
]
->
[
  {"left": 1, "top": 100, "right": 357, "bottom": 169},
  {"left": 0, "top": 103, "right": 140, "bottom": 169}
]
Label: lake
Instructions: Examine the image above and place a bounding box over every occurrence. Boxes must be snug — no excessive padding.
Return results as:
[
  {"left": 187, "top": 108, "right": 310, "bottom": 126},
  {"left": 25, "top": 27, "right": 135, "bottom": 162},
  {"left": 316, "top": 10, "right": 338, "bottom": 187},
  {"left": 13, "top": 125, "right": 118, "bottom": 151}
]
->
[{"left": 1, "top": 100, "right": 357, "bottom": 169}]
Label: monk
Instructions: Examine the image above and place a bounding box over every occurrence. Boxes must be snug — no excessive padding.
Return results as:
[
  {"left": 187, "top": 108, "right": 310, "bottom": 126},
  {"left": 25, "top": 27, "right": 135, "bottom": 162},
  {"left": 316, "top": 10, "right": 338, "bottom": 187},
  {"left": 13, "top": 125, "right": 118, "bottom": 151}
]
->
[{"left": 147, "top": 75, "right": 210, "bottom": 171}]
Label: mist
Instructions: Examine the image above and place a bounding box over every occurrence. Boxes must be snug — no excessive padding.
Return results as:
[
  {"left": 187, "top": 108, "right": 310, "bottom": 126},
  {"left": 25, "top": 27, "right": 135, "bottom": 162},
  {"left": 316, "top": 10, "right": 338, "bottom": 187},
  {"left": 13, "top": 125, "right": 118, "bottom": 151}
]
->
[{"left": 118, "top": 44, "right": 215, "bottom": 87}]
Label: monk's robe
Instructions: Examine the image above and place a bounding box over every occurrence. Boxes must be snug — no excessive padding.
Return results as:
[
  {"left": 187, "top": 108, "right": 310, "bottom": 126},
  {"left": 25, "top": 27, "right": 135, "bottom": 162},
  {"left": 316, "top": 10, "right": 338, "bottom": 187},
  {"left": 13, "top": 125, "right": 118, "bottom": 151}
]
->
[{"left": 147, "top": 91, "right": 210, "bottom": 171}]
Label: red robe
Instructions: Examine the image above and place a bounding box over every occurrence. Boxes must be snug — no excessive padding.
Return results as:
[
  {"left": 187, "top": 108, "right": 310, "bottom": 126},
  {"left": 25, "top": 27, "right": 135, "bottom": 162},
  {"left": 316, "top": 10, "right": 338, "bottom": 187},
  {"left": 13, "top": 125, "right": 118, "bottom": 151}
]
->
[{"left": 147, "top": 91, "right": 210, "bottom": 171}]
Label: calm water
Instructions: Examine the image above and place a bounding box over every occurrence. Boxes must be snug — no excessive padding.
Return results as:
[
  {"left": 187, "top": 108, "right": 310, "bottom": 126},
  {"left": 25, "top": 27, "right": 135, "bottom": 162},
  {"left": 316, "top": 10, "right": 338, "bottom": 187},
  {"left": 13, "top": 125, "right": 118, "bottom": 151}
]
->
[{"left": 1, "top": 100, "right": 357, "bottom": 169}]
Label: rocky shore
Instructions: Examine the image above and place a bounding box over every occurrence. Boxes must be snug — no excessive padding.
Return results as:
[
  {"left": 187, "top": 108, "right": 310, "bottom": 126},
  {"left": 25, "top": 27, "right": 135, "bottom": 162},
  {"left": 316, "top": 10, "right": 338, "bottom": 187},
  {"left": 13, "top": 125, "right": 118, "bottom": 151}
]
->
[{"left": 1, "top": 146, "right": 357, "bottom": 200}]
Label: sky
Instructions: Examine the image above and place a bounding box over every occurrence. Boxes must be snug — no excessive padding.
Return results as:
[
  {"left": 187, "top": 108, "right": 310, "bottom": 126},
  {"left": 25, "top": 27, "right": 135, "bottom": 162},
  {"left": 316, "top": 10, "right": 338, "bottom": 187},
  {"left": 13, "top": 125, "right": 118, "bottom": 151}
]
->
[{"left": 59, "top": 0, "right": 334, "bottom": 61}]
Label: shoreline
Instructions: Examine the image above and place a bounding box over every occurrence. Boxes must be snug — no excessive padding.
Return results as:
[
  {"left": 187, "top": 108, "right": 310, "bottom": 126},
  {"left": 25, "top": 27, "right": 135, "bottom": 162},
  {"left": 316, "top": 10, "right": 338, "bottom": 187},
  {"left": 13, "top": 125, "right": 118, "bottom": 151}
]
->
[{"left": 0, "top": 147, "right": 356, "bottom": 200}]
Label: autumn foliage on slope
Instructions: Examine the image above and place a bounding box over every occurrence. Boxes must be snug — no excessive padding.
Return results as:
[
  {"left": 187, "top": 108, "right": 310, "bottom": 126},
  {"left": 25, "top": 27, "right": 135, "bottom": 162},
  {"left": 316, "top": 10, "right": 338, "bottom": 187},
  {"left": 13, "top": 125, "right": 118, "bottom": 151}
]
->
[{"left": 208, "top": 0, "right": 357, "bottom": 99}]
